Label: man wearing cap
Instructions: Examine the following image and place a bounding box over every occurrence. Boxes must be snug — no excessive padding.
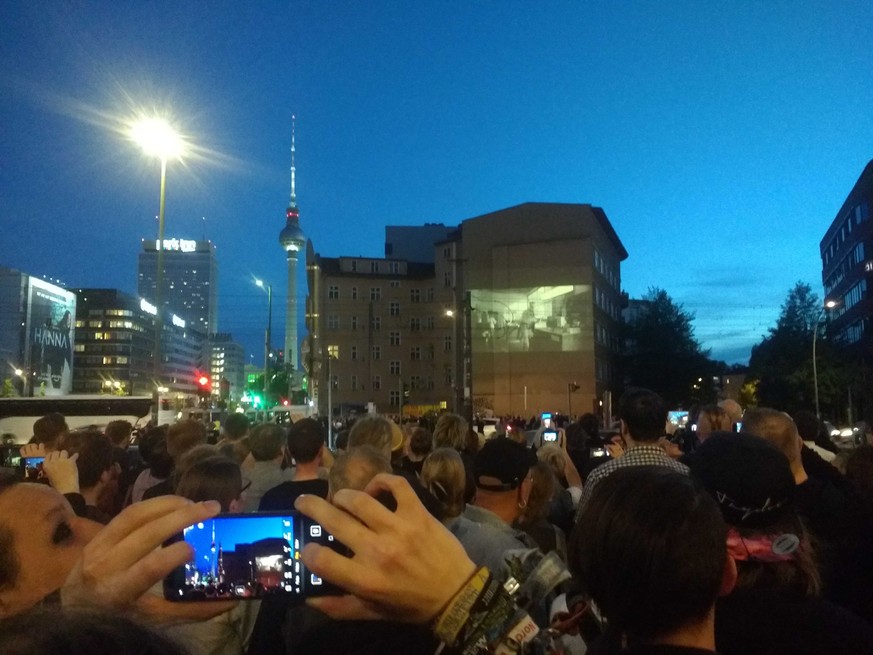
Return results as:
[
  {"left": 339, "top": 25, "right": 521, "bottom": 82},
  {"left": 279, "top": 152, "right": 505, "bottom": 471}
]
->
[
  {"left": 464, "top": 437, "right": 539, "bottom": 549},
  {"left": 576, "top": 388, "right": 688, "bottom": 517}
]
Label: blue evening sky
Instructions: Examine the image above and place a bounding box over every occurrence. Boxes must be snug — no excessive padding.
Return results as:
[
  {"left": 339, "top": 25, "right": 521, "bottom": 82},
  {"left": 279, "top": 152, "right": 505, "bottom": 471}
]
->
[
  {"left": 185, "top": 515, "right": 293, "bottom": 570},
  {"left": 1, "top": 2, "right": 871, "bottom": 365}
]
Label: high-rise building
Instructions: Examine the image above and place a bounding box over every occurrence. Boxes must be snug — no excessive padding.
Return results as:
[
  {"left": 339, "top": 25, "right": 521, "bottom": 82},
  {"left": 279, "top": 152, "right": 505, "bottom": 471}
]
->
[
  {"left": 278, "top": 118, "right": 306, "bottom": 370},
  {"left": 208, "top": 333, "right": 246, "bottom": 401},
  {"left": 73, "top": 288, "right": 206, "bottom": 396},
  {"left": 137, "top": 238, "right": 218, "bottom": 334},
  {"left": 820, "top": 159, "right": 872, "bottom": 422}
]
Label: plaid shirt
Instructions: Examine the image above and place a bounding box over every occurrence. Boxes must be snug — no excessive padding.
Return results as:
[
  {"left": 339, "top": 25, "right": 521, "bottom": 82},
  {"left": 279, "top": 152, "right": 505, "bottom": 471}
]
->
[{"left": 576, "top": 444, "right": 689, "bottom": 520}]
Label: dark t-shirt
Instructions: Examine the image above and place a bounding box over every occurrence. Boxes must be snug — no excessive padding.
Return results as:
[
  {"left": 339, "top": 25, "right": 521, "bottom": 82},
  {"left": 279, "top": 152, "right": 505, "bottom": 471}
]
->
[
  {"left": 141, "top": 477, "right": 174, "bottom": 501},
  {"left": 259, "top": 478, "right": 329, "bottom": 511}
]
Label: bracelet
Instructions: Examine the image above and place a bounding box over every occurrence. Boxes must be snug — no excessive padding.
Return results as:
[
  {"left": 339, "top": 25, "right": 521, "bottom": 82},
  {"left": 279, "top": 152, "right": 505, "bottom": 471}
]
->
[{"left": 433, "top": 566, "right": 491, "bottom": 647}]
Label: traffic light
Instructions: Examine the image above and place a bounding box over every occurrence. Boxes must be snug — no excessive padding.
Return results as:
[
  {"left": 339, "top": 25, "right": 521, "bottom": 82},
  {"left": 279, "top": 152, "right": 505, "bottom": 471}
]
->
[
  {"left": 196, "top": 374, "right": 211, "bottom": 407},
  {"left": 402, "top": 383, "right": 410, "bottom": 406}
]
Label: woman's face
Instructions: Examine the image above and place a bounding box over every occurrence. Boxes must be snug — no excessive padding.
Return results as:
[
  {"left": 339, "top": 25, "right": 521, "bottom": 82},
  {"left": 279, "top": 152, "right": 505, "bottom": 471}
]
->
[{"left": 0, "top": 483, "right": 91, "bottom": 617}]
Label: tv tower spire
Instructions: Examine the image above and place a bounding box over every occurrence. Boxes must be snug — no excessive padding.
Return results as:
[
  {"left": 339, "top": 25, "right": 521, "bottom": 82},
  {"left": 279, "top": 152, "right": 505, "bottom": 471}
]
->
[{"left": 279, "top": 115, "right": 305, "bottom": 371}]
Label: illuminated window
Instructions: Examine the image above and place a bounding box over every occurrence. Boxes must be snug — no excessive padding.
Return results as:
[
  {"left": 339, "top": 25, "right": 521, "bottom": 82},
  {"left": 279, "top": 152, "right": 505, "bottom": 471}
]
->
[{"left": 327, "top": 345, "right": 339, "bottom": 359}]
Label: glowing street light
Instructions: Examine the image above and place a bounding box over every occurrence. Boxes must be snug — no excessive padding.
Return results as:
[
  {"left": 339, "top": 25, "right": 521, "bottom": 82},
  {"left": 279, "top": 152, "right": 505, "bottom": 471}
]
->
[
  {"left": 255, "top": 278, "right": 273, "bottom": 403},
  {"left": 129, "top": 115, "right": 186, "bottom": 407}
]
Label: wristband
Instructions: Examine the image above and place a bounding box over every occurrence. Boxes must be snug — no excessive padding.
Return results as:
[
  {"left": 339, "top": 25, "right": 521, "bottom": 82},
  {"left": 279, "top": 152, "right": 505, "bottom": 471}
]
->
[{"left": 433, "top": 566, "right": 491, "bottom": 646}]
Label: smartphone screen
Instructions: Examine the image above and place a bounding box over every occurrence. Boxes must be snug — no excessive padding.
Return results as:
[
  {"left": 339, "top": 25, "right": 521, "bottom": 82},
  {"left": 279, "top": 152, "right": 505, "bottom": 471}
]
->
[
  {"left": 22, "top": 457, "right": 45, "bottom": 480},
  {"left": 590, "top": 447, "right": 609, "bottom": 458},
  {"left": 164, "top": 512, "right": 345, "bottom": 601},
  {"left": 541, "top": 412, "right": 552, "bottom": 429},
  {"left": 543, "top": 430, "right": 558, "bottom": 442}
]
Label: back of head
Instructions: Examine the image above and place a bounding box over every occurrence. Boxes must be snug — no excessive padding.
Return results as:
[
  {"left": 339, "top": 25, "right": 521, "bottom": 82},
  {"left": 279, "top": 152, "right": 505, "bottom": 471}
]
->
[
  {"left": 718, "top": 398, "right": 743, "bottom": 424},
  {"left": 166, "top": 420, "right": 207, "bottom": 460},
  {"left": 473, "top": 437, "right": 537, "bottom": 493},
  {"left": 571, "top": 467, "right": 727, "bottom": 644},
  {"left": 791, "top": 410, "right": 822, "bottom": 443},
  {"left": 329, "top": 445, "right": 392, "bottom": 497},
  {"left": 519, "top": 461, "right": 558, "bottom": 525},
  {"left": 249, "top": 423, "right": 286, "bottom": 461},
  {"left": 222, "top": 413, "right": 249, "bottom": 440},
  {"left": 175, "top": 455, "right": 242, "bottom": 511},
  {"left": 103, "top": 420, "right": 133, "bottom": 448},
  {"left": 287, "top": 418, "right": 325, "bottom": 464},
  {"left": 618, "top": 388, "right": 667, "bottom": 442},
  {"left": 60, "top": 429, "right": 113, "bottom": 490},
  {"left": 536, "top": 444, "right": 566, "bottom": 480},
  {"left": 433, "top": 413, "right": 469, "bottom": 451},
  {"left": 409, "top": 427, "right": 433, "bottom": 458},
  {"left": 742, "top": 408, "right": 801, "bottom": 465},
  {"left": 421, "top": 448, "right": 466, "bottom": 518},
  {"left": 32, "top": 413, "right": 68, "bottom": 449},
  {"left": 696, "top": 405, "right": 731, "bottom": 437},
  {"left": 578, "top": 413, "right": 600, "bottom": 440},
  {"left": 138, "top": 426, "right": 173, "bottom": 478},
  {"left": 175, "top": 444, "right": 220, "bottom": 480},
  {"left": 348, "top": 415, "right": 400, "bottom": 457}
]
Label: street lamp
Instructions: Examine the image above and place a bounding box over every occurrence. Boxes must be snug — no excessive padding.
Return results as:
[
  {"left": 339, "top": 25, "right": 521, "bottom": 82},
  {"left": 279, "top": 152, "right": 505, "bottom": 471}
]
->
[
  {"left": 129, "top": 116, "right": 185, "bottom": 413},
  {"left": 255, "top": 278, "right": 273, "bottom": 405},
  {"left": 813, "top": 300, "right": 838, "bottom": 418}
]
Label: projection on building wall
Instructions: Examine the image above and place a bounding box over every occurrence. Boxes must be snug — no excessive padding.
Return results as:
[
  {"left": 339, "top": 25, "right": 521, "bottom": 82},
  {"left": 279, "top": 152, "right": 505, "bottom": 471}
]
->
[{"left": 470, "top": 285, "right": 589, "bottom": 354}]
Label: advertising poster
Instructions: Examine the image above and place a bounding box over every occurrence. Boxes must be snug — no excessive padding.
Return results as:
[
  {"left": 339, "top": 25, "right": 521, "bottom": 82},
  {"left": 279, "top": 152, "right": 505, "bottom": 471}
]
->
[{"left": 25, "top": 277, "right": 76, "bottom": 396}]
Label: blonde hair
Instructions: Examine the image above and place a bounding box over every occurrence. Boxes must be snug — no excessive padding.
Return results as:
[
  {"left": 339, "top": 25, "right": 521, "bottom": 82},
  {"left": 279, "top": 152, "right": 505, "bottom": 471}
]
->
[
  {"left": 433, "top": 414, "right": 469, "bottom": 451},
  {"left": 421, "top": 448, "right": 466, "bottom": 519},
  {"left": 518, "top": 461, "right": 558, "bottom": 526}
]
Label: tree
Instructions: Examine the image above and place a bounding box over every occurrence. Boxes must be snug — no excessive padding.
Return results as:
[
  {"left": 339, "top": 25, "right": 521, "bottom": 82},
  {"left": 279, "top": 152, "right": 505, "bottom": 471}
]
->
[
  {"left": 618, "top": 288, "right": 713, "bottom": 407},
  {"left": 747, "top": 281, "right": 852, "bottom": 417}
]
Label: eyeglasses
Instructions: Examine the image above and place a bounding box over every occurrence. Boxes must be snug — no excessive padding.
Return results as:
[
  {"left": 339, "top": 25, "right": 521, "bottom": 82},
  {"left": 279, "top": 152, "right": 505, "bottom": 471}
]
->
[{"left": 241, "top": 479, "right": 252, "bottom": 493}]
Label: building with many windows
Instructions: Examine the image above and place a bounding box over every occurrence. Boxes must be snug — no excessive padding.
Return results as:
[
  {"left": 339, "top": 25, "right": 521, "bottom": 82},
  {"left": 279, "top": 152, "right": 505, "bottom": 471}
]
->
[
  {"left": 73, "top": 289, "right": 206, "bottom": 397},
  {"left": 306, "top": 202, "right": 627, "bottom": 419},
  {"left": 208, "top": 333, "right": 246, "bottom": 402},
  {"left": 137, "top": 238, "right": 218, "bottom": 334},
  {"left": 820, "top": 159, "right": 872, "bottom": 422}
]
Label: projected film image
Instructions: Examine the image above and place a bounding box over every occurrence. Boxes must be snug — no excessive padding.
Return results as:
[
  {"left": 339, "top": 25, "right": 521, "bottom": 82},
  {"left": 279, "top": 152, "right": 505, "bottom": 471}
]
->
[
  {"left": 172, "top": 515, "right": 300, "bottom": 600},
  {"left": 471, "top": 286, "right": 589, "bottom": 354}
]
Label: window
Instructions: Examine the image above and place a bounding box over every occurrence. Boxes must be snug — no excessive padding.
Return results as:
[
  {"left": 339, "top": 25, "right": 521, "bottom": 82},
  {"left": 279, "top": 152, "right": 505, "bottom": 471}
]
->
[
  {"left": 426, "top": 287, "right": 434, "bottom": 302},
  {"left": 389, "top": 390, "right": 400, "bottom": 407},
  {"left": 327, "top": 315, "right": 339, "bottom": 330},
  {"left": 328, "top": 285, "right": 339, "bottom": 300},
  {"left": 410, "top": 318, "right": 421, "bottom": 332},
  {"left": 372, "top": 345, "right": 381, "bottom": 360},
  {"left": 426, "top": 316, "right": 434, "bottom": 330},
  {"left": 410, "top": 289, "right": 421, "bottom": 303},
  {"left": 350, "top": 260, "right": 358, "bottom": 272},
  {"left": 372, "top": 316, "right": 381, "bottom": 331},
  {"left": 372, "top": 375, "right": 381, "bottom": 390},
  {"left": 410, "top": 375, "right": 422, "bottom": 390},
  {"left": 389, "top": 261, "right": 400, "bottom": 274},
  {"left": 444, "top": 336, "right": 452, "bottom": 352},
  {"left": 390, "top": 302, "right": 400, "bottom": 316},
  {"left": 327, "top": 345, "right": 339, "bottom": 359},
  {"left": 390, "top": 280, "right": 401, "bottom": 288},
  {"left": 390, "top": 331, "right": 401, "bottom": 346},
  {"left": 351, "top": 346, "right": 358, "bottom": 361},
  {"left": 351, "top": 316, "right": 358, "bottom": 331},
  {"left": 350, "top": 375, "right": 358, "bottom": 390},
  {"left": 443, "top": 246, "right": 452, "bottom": 260},
  {"left": 445, "top": 365, "right": 453, "bottom": 387},
  {"left": 444, "top": 272, "right": 452, "bottom": 287},
  {"left": 351, "top": 287, "right": 358, "bottom": 300},
  {"left": 410, "top": 346, "right": 421, "bottom": 361},
  {"left": 370, "top": 261, "right": 379, "bottom": 273},
  {"left": 370, "top": 287, "right": 381, "bottom": 301},
  {"left": 390, "top": 360, "right": 401, "bottom": 376}
]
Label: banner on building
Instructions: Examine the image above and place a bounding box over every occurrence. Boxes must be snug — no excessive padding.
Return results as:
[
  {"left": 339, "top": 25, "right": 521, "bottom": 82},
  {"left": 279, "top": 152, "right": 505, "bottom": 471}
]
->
[{"left": 25, "top": 278, "right": 76, "bottom": 396}]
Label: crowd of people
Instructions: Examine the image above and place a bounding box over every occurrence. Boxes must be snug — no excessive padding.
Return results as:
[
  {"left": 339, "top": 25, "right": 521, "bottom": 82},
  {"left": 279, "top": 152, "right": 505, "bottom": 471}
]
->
[{"left": 2, "top": 391, "right": 873, "bottom": 654}]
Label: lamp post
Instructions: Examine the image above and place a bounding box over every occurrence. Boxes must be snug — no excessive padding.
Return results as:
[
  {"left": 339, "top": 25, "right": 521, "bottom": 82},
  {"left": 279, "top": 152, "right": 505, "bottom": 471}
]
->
[
  {"left": 813, "top": 300, "right": 837, "bottom": 419},
  {"left": 129, "top": 117, "right": 185, "bottom": 419},
  {"left": 255, "top": 279, "right": 273, "bottom": 405}
]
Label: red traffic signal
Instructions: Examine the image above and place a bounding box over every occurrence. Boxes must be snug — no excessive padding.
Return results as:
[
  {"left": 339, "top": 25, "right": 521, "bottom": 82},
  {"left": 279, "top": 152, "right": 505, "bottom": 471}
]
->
[{"left": 198, "top": 375, "right": 210, "bottom": 388}]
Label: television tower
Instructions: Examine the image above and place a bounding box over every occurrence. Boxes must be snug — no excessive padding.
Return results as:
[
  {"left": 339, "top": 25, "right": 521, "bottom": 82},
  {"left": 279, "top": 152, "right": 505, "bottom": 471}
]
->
[{"left": 279, "top": 116, "right": 306, "bottom": 370}]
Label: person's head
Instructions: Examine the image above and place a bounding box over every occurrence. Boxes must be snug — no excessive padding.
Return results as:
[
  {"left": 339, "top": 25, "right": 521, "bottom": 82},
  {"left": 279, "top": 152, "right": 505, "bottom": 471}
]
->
[
  {"left": 0, "top": 607, "right": 189, "bottom": 655},
  {"left": 165, "top": 420, "right": 207, "bottom": 462},
  {"left": 348, "top": 415, "right": 402, "bottom": 459},
  {"left": 472, "top": 437, "right": 537, "bottom": 524},
  {"left": 0, "top": 474, "right": 93, "bottom": 617},
  {"left": 328, "top": 445, "right": 392, "bottom": 500},
  {"left": 287, "top": 418, "right": 325, "bottom": 465},
  {"left": 690, "top": 431, "right": 819, "bottom": 597},
  {"left": 31, "top": 413, "right": 68, "bottom": 451},
  {"left": 536, "top": 444, "right": 566, "bottom": 482},
  {"left": 222, "top": 413, "right": 249, "bottom": 441},
  {"left": 517, "top": 461, "right": 558, "bottom": 526},
  {"left": 578, "top": 413, "right": 600, "bottom": 440},
  {"left": 433, "top": 413, "right": 469, "bottom": 451},
  {"left": 571, "top": 467, "right": 732, "bottom": 646},
  {"left": 696, "top": 405, "right": 731, "bottom": 441},
  {"left": 103, "top": 420, "right": 133, "bottom": 449},
  {"left": 174, "top": 444, "right": 220, "bottom": 481},
  {"left": 138, "top": 426, "right": 174, "bottom": 479},
  {"left": 742, "top": 408, "right": 803, "bottom": 469},
  {"left": 420, "top": 448, "right": 467, "bottom": 519},
  {"left": 59, "top": 429, "right": 114, "bottom": 493},
  {"left": 792, "top": 410, "right": 823, "bottom": 443},
  {"left": 617, "top": 388, "right": 667, "bottom": 443},
  {"left": 718, "top": 399, "right": 743, "bottom": 425},
  {"left": 248, "top": 423, "right": 286, "bottom": 462},
  {"left": 408, "top": 427, "right": 433, "bottom": 461},
  {"left": 334, "top": 429, "right": 350, "bottom": 453},
  {"left": 175, "top": 455, "right": 244, "bottom": 512}
]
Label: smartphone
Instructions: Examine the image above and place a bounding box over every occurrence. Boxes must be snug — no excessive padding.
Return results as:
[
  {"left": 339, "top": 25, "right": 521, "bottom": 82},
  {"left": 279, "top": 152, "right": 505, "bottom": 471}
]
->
[
  {"left": 734, "top": 422, "right": 743, "bottom": 433},
  {"left": 541, "top": 412, "right": 552, "bottom": 429},
  {"left": 590, "top": 447, "right": 609, "bottom": 458},
  {"left": 163, "top": 512, "right": 346, "bottom": 601},
  {"left": 543, "top": 430, "right": 558, "bottom": 443},
  {"left": 21, "top": 456, "right": 45, "bottom": 480}
]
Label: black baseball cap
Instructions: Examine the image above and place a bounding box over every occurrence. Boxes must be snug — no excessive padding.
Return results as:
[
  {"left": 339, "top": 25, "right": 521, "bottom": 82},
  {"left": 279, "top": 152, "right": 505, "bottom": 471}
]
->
[{"left": 474, "top": 437, "right": 537, "bottom": 491}]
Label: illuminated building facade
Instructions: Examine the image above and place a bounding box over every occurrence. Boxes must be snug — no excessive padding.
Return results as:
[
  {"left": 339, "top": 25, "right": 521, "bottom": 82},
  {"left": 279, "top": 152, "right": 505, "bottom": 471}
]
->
[
  {"left": 208, "top": 333, "right": 246, "bottom": 401},
  {"left": 137, "top": 238, "right": 218, "bottom": 334},
  {"left": 279, "top": 119, "right": 306, "bottom": 371}
]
